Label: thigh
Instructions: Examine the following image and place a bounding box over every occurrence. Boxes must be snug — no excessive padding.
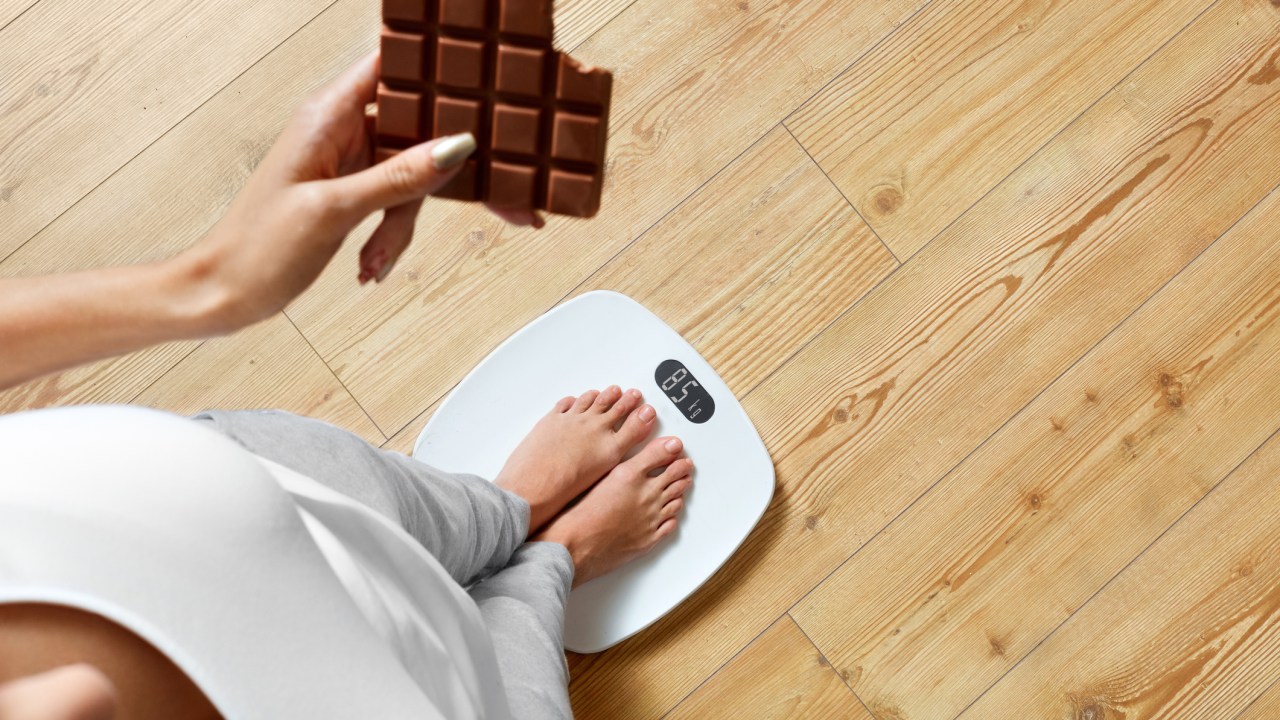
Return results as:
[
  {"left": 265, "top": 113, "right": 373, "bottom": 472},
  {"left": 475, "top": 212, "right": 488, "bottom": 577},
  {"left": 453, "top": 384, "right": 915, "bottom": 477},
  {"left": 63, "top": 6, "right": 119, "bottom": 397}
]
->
[{"left": 0, "top": 603, "right": 221, "bottom": 720}]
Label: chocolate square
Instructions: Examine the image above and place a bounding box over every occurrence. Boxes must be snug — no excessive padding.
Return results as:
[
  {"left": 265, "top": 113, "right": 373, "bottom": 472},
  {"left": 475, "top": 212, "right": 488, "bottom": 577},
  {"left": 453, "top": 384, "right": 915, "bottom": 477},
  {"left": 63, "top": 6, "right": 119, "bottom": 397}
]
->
[
  {"left": 489, "top": 162, "right": 539, "bottom": 209},
  {"left": 436, "top": 159, "right": 480, "bottom": 201},
  {"left": 551, "top": 112, "right": 601, "bottom": 164},
  {"left": 438, "top": 0, "right": 486, "bottom": 29},
  {"left": 496, "top": 45, "right": 545, "bottom": 97},
  {"left": 383, "top": 0, "right": 428, "bottom": 23},
  {"left": 436, "top": 38, "right": 485, "bottom": 89},
  {"left": 434, "top": 96, "right": 482, "bottom": 138},
  {"left": 376, "top": 86, "right": 423, "bottom": 141},
  {"left": 492, "top": 104, "right": 542, "bottom": 155},
  {"left": 499, "top": 0, "right": 553, "bottom": 39},
  {"left": 547, "top": 170, "right": 599, "bottom": 216},
  {"left": 381, "top": 28, "right": 427, "bottom": 83}
]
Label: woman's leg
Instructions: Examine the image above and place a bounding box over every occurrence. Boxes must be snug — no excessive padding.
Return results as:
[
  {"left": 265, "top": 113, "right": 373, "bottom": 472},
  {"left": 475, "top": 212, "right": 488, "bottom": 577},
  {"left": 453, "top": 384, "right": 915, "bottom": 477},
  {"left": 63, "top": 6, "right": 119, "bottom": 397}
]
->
[
  {"left": 192, "top": 409, "right": 528, "bottom": 587},
  {"left": 468, "top": 543, "right": 576, "bottom": 720}
]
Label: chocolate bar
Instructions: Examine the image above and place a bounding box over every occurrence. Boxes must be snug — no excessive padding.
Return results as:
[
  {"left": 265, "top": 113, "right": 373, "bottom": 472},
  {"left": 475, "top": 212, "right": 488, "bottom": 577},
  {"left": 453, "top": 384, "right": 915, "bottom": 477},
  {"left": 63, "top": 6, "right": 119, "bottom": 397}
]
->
[{"left": 376, "top": 0, "right": 613, "bottom": 218}]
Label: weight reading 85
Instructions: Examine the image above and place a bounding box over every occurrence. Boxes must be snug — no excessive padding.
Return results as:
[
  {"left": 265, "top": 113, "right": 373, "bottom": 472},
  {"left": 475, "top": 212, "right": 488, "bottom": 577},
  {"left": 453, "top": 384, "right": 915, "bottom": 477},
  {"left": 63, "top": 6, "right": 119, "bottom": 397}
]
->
[{"left": 653, "top": 359, "right": 716, "bottom": 424}]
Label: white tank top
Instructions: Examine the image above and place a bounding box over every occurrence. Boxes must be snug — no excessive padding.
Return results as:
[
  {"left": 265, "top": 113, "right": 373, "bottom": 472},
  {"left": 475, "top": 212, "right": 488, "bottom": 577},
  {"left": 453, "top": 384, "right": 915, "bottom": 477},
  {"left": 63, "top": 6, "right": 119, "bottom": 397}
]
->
[{"left": 0, "top": 406, "right": 513, "bottom": 720}]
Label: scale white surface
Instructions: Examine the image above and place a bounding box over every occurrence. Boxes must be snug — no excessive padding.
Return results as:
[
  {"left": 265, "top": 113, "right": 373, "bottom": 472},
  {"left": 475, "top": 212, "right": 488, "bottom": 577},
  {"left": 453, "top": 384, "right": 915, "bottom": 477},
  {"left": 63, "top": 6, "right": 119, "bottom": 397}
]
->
[{"left": 413, "top": 291, "right": 774, "bottom": 652}]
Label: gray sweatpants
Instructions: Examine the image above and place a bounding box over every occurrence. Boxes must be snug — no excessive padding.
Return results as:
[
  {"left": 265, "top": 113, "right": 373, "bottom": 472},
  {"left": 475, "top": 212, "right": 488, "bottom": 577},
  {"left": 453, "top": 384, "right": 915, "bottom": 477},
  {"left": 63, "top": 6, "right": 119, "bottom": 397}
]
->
[{"left": 192, "top": 409, "right": 576, "bottom": 720}]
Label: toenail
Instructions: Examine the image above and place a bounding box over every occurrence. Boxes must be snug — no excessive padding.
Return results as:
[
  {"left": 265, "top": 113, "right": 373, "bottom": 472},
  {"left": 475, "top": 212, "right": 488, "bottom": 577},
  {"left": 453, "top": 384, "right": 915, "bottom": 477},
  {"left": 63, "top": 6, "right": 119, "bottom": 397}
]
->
[
  {"left": 664, "top": 438, "right": 681, "bottom": 453},
  {"left": 639, "top": 405, "right": 655, "bottom": 421}
]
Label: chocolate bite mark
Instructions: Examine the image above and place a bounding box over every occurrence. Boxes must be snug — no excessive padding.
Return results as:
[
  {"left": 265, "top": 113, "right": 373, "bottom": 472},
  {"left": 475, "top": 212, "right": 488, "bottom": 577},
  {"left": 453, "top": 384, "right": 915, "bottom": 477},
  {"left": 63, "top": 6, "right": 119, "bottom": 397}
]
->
[{"left": 375, "top": 0, "right": 613, "bottom": 217}]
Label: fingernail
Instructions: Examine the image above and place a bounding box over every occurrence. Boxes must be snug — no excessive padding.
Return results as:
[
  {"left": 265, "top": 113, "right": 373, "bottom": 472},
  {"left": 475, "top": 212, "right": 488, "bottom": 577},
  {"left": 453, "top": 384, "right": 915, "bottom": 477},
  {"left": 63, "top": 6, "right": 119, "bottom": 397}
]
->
[
  {"left": 375, "top": 256, "right": 397, "bottom": 283},
  {"left": 430, "top": 133, "right": 477, "bottom": 169},
  {"left": 664, "top": 438, "right": 682, "bottom": 453},
  {"left": 638, "top": 405, "right": 655, "bottom": 422},
  {"left": 629, "top": 389, "right": 642, "bottom": 398}
]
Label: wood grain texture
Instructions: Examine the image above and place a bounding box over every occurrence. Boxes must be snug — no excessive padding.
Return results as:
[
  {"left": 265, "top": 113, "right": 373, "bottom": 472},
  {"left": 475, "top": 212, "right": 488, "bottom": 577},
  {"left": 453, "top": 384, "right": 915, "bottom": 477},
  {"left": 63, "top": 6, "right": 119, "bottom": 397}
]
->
[
  {"left": 665, "top": 616, "right": 874, "bottom": 720},
  {"left": 287, "top": 0, "right": 928, "bottom": 434},
  {"left": 786, "top": 0, "right": 1211, "bottom": 258},
  {"left": 960, "top": 426, "right": 1280, "bottom": 720},
  {"left": 793, "top": 183, "right": 1280, "bottom": 719},
  {"left": 0, "top": 0, "right": 377, "bottom": 414},
  {"left": 133, "top": 314, "right": 383, "bottom": 445},
  {"left": 0, "top": 0, "right": 334, "bottom": 259},
  {"left": 1237, "top": 678, "right": 1280, "bottom": 720},
  {"left": 0, "top": 0, "right": 35, "bottom": 29},
  {"left": 567, "top": 0, "right": 1280, "bottom": 716}
]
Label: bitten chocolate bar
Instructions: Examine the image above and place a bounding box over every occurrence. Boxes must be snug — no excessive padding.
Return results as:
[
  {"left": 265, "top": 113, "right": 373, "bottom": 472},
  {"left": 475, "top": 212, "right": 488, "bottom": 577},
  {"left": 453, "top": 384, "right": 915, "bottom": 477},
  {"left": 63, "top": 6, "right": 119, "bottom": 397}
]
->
[{"left": 376, "top": 0, "right": 613, "bottom": 218}]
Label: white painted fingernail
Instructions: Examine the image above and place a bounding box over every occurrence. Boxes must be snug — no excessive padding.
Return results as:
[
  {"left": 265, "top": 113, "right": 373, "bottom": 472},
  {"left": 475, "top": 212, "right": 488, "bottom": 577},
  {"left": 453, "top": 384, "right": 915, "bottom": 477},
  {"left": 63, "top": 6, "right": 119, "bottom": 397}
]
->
[{"left": 430, "top": 133, "right": 476, "bottom": 169}]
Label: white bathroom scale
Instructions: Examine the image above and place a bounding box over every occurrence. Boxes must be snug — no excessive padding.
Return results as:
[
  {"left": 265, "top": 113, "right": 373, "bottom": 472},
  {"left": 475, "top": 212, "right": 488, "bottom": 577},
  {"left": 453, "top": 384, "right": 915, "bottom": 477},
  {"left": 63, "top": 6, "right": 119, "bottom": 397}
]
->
[{"left": 413, "top": 290, "right": 775, "bottom": 653}]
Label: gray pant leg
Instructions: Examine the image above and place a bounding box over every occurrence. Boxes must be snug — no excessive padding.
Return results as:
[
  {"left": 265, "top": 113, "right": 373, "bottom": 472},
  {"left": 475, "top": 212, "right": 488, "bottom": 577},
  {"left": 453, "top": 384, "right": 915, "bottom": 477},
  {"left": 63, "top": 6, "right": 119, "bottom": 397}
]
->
[
  {"left": 470, "top": 543, "right": 576, "bottom": 720},
  {"left": 192, "top": 409, "right": 529, "bottom": 587}
]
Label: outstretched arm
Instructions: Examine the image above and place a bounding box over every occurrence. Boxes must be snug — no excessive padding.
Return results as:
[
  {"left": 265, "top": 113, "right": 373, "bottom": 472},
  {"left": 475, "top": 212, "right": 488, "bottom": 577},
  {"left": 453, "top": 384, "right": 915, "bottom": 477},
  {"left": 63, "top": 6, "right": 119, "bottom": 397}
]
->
[{"left": 0, "top": 53, "right": 538, "bottom": 392}]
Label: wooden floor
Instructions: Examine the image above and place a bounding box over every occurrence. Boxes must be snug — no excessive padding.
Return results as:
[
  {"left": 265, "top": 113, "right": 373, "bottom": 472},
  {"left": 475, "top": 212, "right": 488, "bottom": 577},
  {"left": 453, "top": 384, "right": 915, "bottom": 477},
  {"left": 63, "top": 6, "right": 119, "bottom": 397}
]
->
[{"left": 4, "top": 0, "right": 1280, "bottom": 716}]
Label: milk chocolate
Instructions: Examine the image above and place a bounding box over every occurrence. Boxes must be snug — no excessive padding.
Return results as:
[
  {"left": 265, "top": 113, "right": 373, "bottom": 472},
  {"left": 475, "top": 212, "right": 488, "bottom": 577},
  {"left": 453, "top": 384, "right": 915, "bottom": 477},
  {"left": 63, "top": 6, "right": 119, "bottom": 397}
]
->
[{"left": 376, "top": 0, "right": 613, "bottom": 218}]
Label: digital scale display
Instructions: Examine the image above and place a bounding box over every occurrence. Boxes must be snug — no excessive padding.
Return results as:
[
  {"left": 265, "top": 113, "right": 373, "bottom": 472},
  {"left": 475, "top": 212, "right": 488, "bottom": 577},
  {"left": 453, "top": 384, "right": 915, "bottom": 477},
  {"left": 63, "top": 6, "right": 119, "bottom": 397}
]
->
[{"left": 655, "top": 359, "right": 715, "bottom": 424}]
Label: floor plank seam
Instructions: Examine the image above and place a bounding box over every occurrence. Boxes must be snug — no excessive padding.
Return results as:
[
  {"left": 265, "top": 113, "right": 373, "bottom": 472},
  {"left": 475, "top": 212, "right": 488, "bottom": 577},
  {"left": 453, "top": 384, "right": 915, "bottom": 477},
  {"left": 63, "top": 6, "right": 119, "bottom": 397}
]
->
[
  {"left": 780, "top": 122, "right": 900, "bottom": 264},
  {"left": 777, "top": 173, "right": 1280, "bottom": 665},
  {"left": 1232, "top": 673, "right": 1280, "bottom": 720},
  {"left": 655, "top": 611, "right": 793, "bottom": 720},
  {"left": 0, "top": 0, "right": 39, "bottom": 34},
  {"left": 787, "top": 611, "right": 881, "bottom": 720},
  {"left": 953, "top": 425, "right": 1280, "bottom": 720},
  {"left": 0, "top": 0, "right": 346, "bottom": 269},
  {"left": 125, "top": 340, "right": 208, "bottom": 405},
  {"left": 565, "top": 0, "right": 644, "bottom": 52},
  {"left": 884, "top": 0, "right": 1223, "bottom": 268},
  {"left": 283, "top": 310, "right": 389, "bottom": 442},
  {"left": 778, "top": 0, "right": 940, "bottom": 133}
]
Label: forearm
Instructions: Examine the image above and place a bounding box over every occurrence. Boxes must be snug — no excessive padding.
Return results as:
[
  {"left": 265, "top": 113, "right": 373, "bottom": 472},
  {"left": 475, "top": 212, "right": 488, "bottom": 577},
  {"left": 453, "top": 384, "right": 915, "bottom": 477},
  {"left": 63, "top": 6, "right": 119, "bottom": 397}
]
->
[{"left": 0, "top": 256, "right": 221, "bottom": 391}]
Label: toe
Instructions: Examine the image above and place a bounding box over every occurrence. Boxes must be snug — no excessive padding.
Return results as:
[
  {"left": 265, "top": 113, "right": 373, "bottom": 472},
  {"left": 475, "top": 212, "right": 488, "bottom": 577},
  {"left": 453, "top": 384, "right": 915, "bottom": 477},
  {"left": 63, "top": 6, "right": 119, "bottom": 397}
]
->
[
  {"left": 616, "top": 403, "right": 657, "bottom": 448},
  {"left": 552, "top": 395, "right": 575, "bottom": 414},
  {"left": 626, "top": 435, "right": 683, "bottom": 475},
  {"left": 660, "top": 497, "right": 684, "bottom": 522},
  {"left": 592, "top": 385, "right": 623, "bottom": 413},
  {"left": 606, "top": 388, "right": 643, "bottom": 422},
  {"left": 661, "top": 478, "right": 692, "bottom": 504},
  {"left": 572, "top": 390, "right": 600, "bottom": 412},
  {"left": 655, "top": 516, "right": 678, "bottom": 540}
]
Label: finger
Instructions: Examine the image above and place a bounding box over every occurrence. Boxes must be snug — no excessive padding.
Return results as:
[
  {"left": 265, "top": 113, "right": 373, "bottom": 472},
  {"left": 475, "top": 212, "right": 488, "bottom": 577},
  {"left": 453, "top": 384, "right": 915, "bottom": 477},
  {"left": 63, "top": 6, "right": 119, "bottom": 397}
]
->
[
  {"left": 358, "top": 198, "right": 424, "bottom": 284},
  {"left": 315, "top": 51, "right": 380, "bottom": 114},
  {"left": 485, "top": 205, "right": 546, "bottom": 229},
  {"left": 329, "top": 133, "right": 476, "bottom": 218}
]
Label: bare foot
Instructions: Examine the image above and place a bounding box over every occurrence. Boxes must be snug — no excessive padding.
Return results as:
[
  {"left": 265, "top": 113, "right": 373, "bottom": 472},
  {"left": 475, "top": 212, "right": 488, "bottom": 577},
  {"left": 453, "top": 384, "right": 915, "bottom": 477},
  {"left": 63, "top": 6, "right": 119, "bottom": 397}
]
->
[
  {"left": 534, "top": 436, "right": 693, "bottom": 586},
  {"left": 496, "top": 386, "right": 656, "bottom": 533}
]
